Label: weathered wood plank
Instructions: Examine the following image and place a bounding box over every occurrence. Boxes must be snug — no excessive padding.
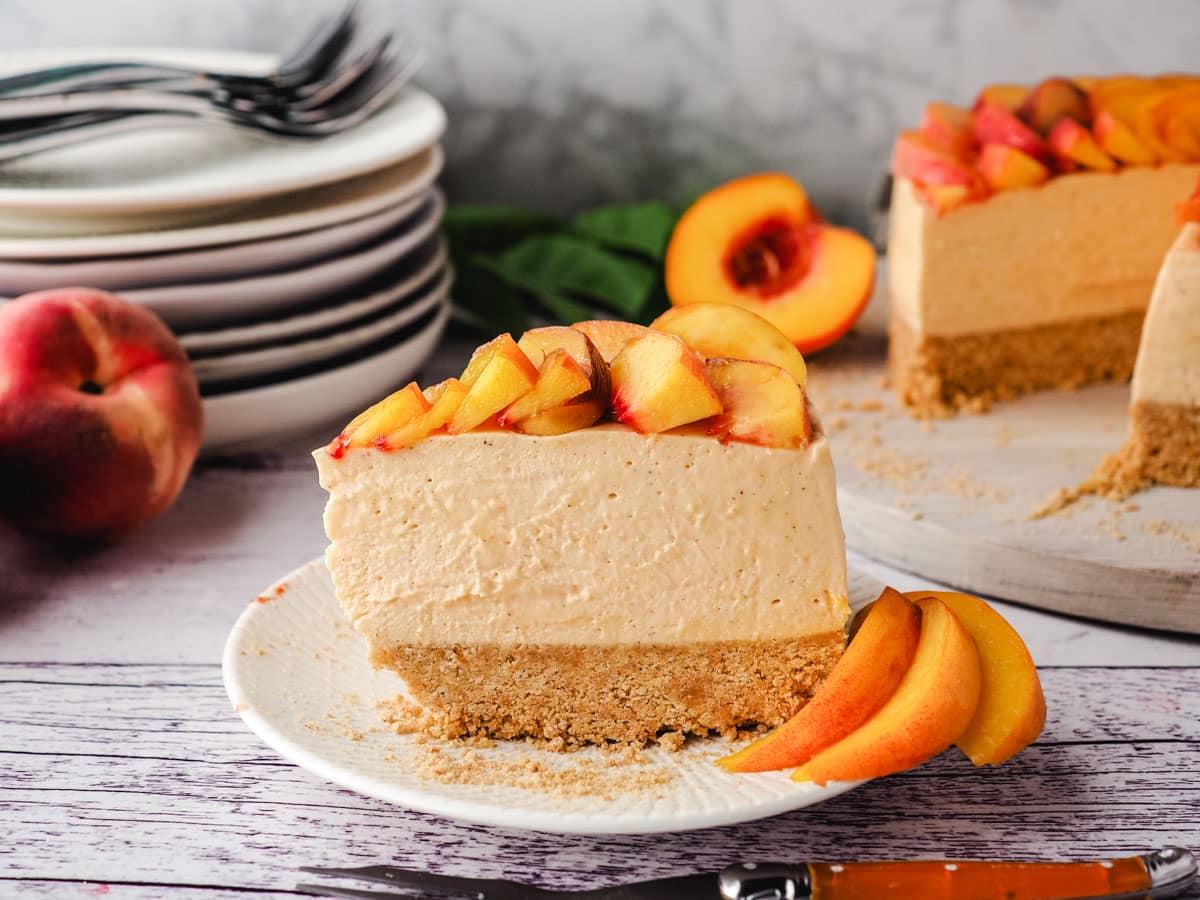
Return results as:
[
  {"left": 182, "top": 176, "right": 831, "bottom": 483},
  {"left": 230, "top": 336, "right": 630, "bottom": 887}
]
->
[
  {"left": 3, "top": 745, "right": 1198, "bottom": 890},
  {"left": 0, "top": 882, "right": 298, "bottom": 899}
]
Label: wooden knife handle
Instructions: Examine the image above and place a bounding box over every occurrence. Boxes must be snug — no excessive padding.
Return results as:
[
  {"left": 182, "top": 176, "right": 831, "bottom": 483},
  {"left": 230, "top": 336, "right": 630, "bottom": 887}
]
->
[{"left": 807, "top": 852, "right": 1170, "bottom": 900}]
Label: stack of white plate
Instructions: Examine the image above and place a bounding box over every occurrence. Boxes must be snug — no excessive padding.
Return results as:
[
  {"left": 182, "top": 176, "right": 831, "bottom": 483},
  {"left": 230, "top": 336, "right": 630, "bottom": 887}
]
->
[{"left": 0, "top": 49, "right": 453, "bottom": 452}]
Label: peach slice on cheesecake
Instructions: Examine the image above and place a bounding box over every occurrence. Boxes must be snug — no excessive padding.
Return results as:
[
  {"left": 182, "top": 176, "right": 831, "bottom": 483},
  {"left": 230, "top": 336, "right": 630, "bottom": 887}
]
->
[
  {"left": 376, "top": 378, "right": 470, "bottom": 450},
  {"left": 609, "top": 330, "right": 721, "bottom": 433},
  {"left": 650, "top": 304, "right": 808, "bottom": 385},
  {"left": 703, "top": 359, "right": 812, "bottom": 448},
  {"left": 447, "top": 333, "right": 539, "bottom": 434},
  {"left": 719, "top": 588, "right": 921, "bottom": 773},
  {"left": 1047, "top": 117, "right": 1117, "bottom": 172},
  {"left": 792, "top": 596, "right": 983, "bottom": 785},
  {"left": 330, "top": 382, "right": 430, "bottom": 455},
  {"left": 976, "top": 144, "right": 1051, "bottom": 191},
  {"left": 918, "top": 102, "right": 974, "bottom": 155},
  {"left": 571, "top": 320, "right": 651, "bottom": 364},
  {"left": 905, "top": 590, "right": 1046, "bottom": 766}
]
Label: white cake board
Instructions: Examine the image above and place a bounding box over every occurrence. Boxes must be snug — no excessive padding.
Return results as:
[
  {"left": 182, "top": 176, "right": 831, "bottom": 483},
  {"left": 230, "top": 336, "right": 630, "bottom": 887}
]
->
[{"left": 809, "top": 269, "right": 1199, "bottom": 635}]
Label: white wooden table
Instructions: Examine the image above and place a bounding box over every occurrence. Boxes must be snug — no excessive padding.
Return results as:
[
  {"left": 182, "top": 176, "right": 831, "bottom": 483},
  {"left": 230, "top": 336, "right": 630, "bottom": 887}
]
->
[{"left": 3, "top": 336, "right": 1198, "bottom": 899}]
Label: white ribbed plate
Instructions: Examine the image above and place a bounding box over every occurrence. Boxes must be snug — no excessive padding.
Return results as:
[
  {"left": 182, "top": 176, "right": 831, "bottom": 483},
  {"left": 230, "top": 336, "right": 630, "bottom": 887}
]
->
[{"left": 223, "top": 558, "right": 881, "bottom": 835}]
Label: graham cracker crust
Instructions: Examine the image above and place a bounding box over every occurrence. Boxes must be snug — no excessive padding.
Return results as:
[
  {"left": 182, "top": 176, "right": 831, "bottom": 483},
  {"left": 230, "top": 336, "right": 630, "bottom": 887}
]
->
[
  {"left": 889, "top": 311, "right": 1145, "bottom": 418},
  {"left": 374, "top": 635, "right": 844, "bottom": 748}
]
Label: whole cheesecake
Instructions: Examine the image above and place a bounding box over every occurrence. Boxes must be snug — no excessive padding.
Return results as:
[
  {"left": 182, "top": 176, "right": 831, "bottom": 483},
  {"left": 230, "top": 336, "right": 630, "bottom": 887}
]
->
[
  {"left": 888, "top": 74, "right": 1200, "bottom": 417},
  {"left": 314, "top": 311, "right": 850, "bottom": 747}
]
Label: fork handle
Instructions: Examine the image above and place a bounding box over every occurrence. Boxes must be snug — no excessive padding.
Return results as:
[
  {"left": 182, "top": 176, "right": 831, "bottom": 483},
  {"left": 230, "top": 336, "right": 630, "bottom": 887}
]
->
[{"left": 719, "top": 847, "right": 1196, "bottom": 900}]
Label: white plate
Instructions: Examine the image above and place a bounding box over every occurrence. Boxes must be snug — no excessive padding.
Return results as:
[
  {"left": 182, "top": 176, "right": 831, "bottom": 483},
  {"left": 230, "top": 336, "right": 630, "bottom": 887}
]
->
[
  {"left": 223, "top": 560, "right": 878, "bottom": 834},
  {"left": 0, "top": 192, "right": 430, "bottom": 296},
  {"left": 192, "top": 268, "right": 452, "bottom": 386},
  {"left": 181, "top": 237, "right": 447, "bottom": 354},
  {"left": 0, "top": 145, "right": 441, "bottom": 259},
  {"left": 66, "top": 190, "right": 445, "bottom": 331},
  {"left": 200, "top": 302, "right": 450, "bottom": 451},
  {"left": 0, "top": 49, "right": 446, "bottom": 215}
]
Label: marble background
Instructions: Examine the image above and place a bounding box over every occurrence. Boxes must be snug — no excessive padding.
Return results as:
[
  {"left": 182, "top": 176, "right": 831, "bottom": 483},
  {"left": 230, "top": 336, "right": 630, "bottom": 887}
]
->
[{"left": 3, "top": 0, "right": 1199, "bottom": 229}]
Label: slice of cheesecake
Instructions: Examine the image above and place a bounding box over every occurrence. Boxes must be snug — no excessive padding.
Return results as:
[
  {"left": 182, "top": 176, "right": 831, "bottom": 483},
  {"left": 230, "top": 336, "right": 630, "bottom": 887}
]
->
[
  {"left": 1125, "top": 220, "right": 1200, "bottom": 488},
  {"left": 315, "top": 312, "right": 849, "bottom": 747},
  {"left": 887, "top": 74, "right": 1200, "bottom": 417}
]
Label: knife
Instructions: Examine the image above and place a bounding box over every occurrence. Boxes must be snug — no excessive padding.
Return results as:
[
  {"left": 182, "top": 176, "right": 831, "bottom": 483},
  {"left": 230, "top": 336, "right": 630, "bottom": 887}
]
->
[{"left": 298, "top": 845, "right": 1197, "bottom": 900}]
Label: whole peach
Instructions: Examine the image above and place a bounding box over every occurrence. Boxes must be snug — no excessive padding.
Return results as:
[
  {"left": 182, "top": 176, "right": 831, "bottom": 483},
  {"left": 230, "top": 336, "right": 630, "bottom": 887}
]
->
[{"left": 0, "top": 288, "right": 203, "bottom": 543}]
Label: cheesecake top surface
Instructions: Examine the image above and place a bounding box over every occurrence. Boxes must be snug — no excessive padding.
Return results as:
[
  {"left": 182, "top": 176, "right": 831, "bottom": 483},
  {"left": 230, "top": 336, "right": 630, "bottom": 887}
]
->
[
  {"left": 1133, "top": 221, "right": 1200, "bottom": 407},
  {"left": 315, "top": 424, "right": 849, "bottom": 648}
]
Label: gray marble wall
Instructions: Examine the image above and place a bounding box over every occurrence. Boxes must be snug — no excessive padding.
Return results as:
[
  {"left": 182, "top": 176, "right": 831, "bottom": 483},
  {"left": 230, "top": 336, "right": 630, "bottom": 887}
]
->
[{"left": 3, "top": 0, "right": 1198, "bottom": 229}]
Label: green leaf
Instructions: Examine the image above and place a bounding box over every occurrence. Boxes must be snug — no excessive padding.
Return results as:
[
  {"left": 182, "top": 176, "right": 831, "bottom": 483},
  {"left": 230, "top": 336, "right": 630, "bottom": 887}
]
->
[
  {"left": 443, "top": 204, "right": 562, "bottom": 261},
  {"left": 571, "top": 202, "right": 678, "bottom": 260},
  {"left": 473, "top": 257, "right": 597, "bottom": 325},
  {"left": 492, "top": 234, "right": 657, "bottom": 319},
  {"left": 450, "top": 258, "right": 530, "bottom": 335}
]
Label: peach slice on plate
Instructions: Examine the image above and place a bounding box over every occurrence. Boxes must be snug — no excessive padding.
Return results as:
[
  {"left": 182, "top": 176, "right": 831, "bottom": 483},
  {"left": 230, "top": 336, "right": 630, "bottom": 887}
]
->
[
  {"left": 792, "top": 596, "right": 982, "bottom": 786},
  {"left": 447, "top": 333, "right": 539, "bottom": 434},
  {"left": 664, "top": 173, "right": 876, "bottom": 354},
  {"left": 1047, "top": 117, "right": 1117, "bottom": 172},
  {"left": 330, "top": 382, "right": 429, "bottom": 455},
  {"left": 919, "top": 102, "right": 974, "bottom": 155},
  {"left": 976, "top": 144, "right": 1051, "bottom": 191},
  {"left": 703, "top": 359, "right": 812, "bottom": 448},
  {"left": 609, "top": 330, "right": 721, "bottom": 433},
  {"left": 905, "top": 590, "right": 1046, "bottom": 766},
  {"left": 1017, "top": 77, "right": 1089, "bottom": 135},
  {"left": 719, "top": 588, "right": 921, "bottom": 773},
  {"left": 571, "top": 320, "right": 652, "bottom": 364},
  {"left": 650, "top": 304, "right": 808, "bottom": 385}
]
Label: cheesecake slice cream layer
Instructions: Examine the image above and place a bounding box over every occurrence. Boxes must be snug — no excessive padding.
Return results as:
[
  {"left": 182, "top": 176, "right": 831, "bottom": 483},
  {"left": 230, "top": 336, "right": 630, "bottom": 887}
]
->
[
  {"left": 1128, "top": 222, "right": 1200, "bottom": 488},
  {"left": 315, "top": 422, "right": 849, "bottom": 745},
  {"left": 888, "top": 165, "right": 1200, "bottom": 416}
]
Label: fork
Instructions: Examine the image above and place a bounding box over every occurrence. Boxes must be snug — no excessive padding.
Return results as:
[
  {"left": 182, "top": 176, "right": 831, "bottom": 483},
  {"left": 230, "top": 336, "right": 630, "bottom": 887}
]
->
[
  {"left": 0, "top": 42, "right": 422, "bottom": 163},
  {"left": 0, "top": 0, "right": 359, "bottom": 100}
]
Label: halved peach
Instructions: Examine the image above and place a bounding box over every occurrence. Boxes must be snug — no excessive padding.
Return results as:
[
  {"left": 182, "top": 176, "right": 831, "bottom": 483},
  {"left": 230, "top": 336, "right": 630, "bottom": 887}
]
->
[
  {"left": 719, "top": 588, "right": 921, "bottom": 773},
  {"left": 609, "top": 330, "right": 721, "bottom": 433},
  {"left": 1047, "top": 117, "right": 1117, "bottom": 171},
  {"left": 905, "top": 591, "right": 1046, "bottom": 766},
  {"left": 571, "top": 320, "right": 651, "bottom": 364},
  {"left": 376, "top": 378, "right": 469, "bottom": 450},
  {"left": 1017, "top": 77, "right": 1089, "bottom": 135},
  {"left": 448, "top": 334, "right": 538, "bottom": 434},
  {"left": 891, "top": 130, "right": 978, "bottom": 187},
  {"left": 664, "top": 173, "right": 875, "bottom": 354},
  {"left": 919, "top": 102, "right": 974, "bottom": 155},
  {"left": 975, "top": 144, "right": 1050, "bottom": 191},
  {"left": 649, "top": 304, "right": 807, "bottom": 385},
  {"left": 973, "top": 83, "right": 1029, "bottom": 113},
  {"left": 1093, "top": 109, "right": 1157, "bottom": 164},
  {"left": 703, "top": 358, "right": 812, "bottom": 448},
  {"left": 792, "top": 596, "right": 982, "bottom": 786},
  {"left": 329, "top": 382, "right": 429, "bottom": 455},
  {"left": 972, "top": 102, "right": 1049, "bottom": 160}
]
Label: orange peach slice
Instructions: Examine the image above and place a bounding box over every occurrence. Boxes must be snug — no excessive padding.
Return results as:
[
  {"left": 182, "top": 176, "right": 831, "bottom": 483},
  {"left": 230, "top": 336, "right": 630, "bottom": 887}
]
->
[
  {"left": 919, "top": 102, "right": 974, "bottom": 155},
  {"left": 330, "top": 382, "right": 430, "bottom": 454},
  {"left": 1047, "top": 117, "right": 1117, "bottom": 171},
  {"left": 448, "top": 333, "right": 539, "bottom": 434},
  {"left": 1149, "top": 87, "right": 1200, "bottom": 161},
  {"left": 972, "top": 102, "right": 1049, "bottom": 160},
  {"left": 376, "top": 378, "right": 469, "bottom": 450},
  {"left": 1017, "top": 77, "right": 1089, "bottom": 135},
  {"left": 891, "top": 130, "right": 978, "bottom": 187},
  {"left": 905, "top": 591, "right": 1046, "bottom": 766},
  {"left": 976, "top": 144, "right": 1050, "bottom": 191},
  {"left": 571, "top": 320, "right": 651, "bottom": 363},
  {"left": 1092, "top": 108, "right": 1158, "bottom": 165},
  {"left": 516, "top": 326, "right": 594, "bottom": 370},
  {"left": 973, "top": 83, "right": 1028, "bottom": 113},
  {"left": 664, "top": 173, "right": 875, "bottom": 354},
  {"left": 913, "top": 182, "right": 980, "bottom": 216},
  {"left": 610, "top": 331, "right": 721, "bottom": 433},
  {"left": 792, "top": 596, "right": 982, "bottom": 786},
  {"left": 649, "top": 304, "right": 807, "bottom": 386},
  {"left": 719, "top": 588, "right": 921, "bottom": 773},
  {"left": 499, "top": 349, "right": 600, "bottom": 434},
  {"left": 703, "top": 358, "right": 812, "bottom": 448}
]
